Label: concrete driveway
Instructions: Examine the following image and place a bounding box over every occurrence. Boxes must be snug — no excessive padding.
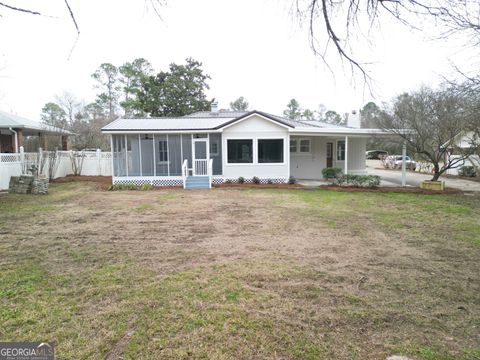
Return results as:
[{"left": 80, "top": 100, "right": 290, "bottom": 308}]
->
[{"left": 367, "top": 164, "right": 480, "bottom": 192}]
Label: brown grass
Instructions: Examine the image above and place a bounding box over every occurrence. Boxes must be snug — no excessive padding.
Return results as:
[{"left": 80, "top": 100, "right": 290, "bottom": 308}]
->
[{"left": 0, "top": 182, "right": 479, "bottom": 359}]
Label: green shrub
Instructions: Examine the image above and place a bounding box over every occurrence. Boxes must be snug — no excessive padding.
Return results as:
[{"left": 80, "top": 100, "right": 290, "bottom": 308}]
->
[
  {"left": 331, "top": 174, "right": 380, "bottom": 188},
  {"left": 107, "top": 184, "right": 139, "bottom": 191},
  {"left": 252, "top": 176, "right": 260, "bottom": 184},
  {"left": 267, "top": 179, "right": 273, "bottom": 184},
  {"left": 238, "top": 176, "right": 245, "bottom": 184},
  {"left": 322, "top": 167, "right": 343, "bottom": 179},
  {"left": 288, "top": 176, "right": 297, "bottom": 185},
  {"left": 140, "top": 183, "right": 154, "bottom": 191},
  {"left": 224, "top": 179, "right": 232, "bottom": 184},
  {"left": 459, "top": 165, "right": 477, "bottom": 177}
]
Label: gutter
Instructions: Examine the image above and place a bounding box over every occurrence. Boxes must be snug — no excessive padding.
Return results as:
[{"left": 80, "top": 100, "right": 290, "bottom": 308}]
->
[{"left": 9, "top": 127, "right": 18, "bottom": 152}]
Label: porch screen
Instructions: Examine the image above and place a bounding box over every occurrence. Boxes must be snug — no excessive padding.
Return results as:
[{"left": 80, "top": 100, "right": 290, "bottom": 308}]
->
[
  {"left": 112, "top": 135, "right": 126, "bottom": 176},
  {"left": 168, "top": 134, "right": 182, "bottom": 176},
  {"left": 127, "top": 135, "right": 141, "bottom": 176},
  {"left": 140, "top": 135, "right": 154, "bottom": 176},
  {"left": 258, "top": 139, "right": 283, "bottom": 163},
  {"left": 227, "top": 139, "right": 253, "bottom": 163}
]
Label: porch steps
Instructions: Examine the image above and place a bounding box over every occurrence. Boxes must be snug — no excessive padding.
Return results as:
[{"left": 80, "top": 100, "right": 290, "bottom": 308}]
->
[{"left": 185, "top": 176, "right": 210, "bottom": 189}]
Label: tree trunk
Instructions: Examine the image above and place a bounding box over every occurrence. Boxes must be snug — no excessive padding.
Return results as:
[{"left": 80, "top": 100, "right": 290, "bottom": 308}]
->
[{"left": 431, "top": 163, "right": 441, "bottom": 181}]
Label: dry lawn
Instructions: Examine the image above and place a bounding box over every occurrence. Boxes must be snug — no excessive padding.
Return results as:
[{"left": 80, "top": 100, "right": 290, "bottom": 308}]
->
[{"left": 0, "top": 182, "right": 479, "bottom": 359}]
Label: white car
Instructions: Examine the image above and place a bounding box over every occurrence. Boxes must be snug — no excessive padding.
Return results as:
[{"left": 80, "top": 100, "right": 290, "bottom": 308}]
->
[{"left": 385, "top": 155, "right": 417, "bottom": 171}]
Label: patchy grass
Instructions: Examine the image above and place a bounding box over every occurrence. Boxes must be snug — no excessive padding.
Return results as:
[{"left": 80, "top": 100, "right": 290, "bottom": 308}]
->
[{"left": 0, "top": 183, "right": 479, "bottom": 359}]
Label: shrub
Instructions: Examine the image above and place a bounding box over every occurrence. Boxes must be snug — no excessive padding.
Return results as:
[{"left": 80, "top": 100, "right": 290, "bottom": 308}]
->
[
  {"left": 224, "top": 179, "right": 232, "bottom": 184},
  {"left": 330, "top": 174, "right": 380, "bottom": 188},
  {"left": 108, "top": 184, "right": 139, "bottom": 191},
  {"left": 288, "top": 176, "right": 297, "bottom": 184},
  {"left": 238, "top": 176, "right": 245, "bottom": 184},
  {"left": 458, "top": 165, "right": 477, "bottom": 177},
  {"left": 267, "top": 179, "right": 273, "bottom": 184},
  {"left": 140, "top": 183, "right": 154, "bottom": 191},
  {"left": 322, "top": 167, "right": 342, "bottom": 179},
  {"left": 252, "top": 176, "right": 260, "bottom": 184}
]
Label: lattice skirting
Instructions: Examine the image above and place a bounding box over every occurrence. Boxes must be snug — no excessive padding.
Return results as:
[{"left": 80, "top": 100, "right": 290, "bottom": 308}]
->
[
  {"left": 112, "top": 176, "right": 288, "bottom": 187},
  {"left": 222, "top": 178, "right": 288, "bottom": 184},
  {"left": 113, "top": 177, "right": 183, "bottom": 187}
]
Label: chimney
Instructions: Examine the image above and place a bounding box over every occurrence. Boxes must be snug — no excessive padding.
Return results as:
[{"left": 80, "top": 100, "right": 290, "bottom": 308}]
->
[
  {"left": 211, "top": 101, "right": 219, "bottom": 114},
  {"left": 347, "top": 110, "right": 360, "bottom": 128}
]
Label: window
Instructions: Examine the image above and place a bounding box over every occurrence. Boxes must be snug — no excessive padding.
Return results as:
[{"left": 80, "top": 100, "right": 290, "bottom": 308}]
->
[
  {"left": 299, "top": 139, "right": 311, "bottom": 153},
  {"left": 258, "top": 139, "right": 284, "bottom": 163},
  {"left": 290, "top": 139, "right": 297, "bottom": 152},
  {"left": 158, "top": 140, "right": 168, "bottom": 163},
  {"left": 210, "top": 140, "right": 219, "bottom": 156},
  {"left": 337, "top": 140, "right": 345, "bottom": 161},
  {"left": 227, "top": 139, "right": 253, "bottom": 163}
]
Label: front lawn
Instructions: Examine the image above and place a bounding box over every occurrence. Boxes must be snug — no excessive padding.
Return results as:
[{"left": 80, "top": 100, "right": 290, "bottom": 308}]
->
[{"left": 0, "top": 183, "right": 479, "bottom": 359}]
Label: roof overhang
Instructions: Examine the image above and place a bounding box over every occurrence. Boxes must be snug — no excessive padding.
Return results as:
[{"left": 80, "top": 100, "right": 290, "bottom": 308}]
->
[{"left": 289, "top": 128, "right": 395, "bottom": 137}]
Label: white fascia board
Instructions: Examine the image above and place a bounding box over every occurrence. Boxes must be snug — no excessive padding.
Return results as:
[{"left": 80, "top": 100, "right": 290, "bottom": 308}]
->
[
  {"left": 102, "top": 129, "right": 223, "bottom": 134},
  {"left": 220, "top": 113, "right": 292, "bottom": 130},
  {"left": 289, "top": 128, "right": 396, "bottom": 137}
]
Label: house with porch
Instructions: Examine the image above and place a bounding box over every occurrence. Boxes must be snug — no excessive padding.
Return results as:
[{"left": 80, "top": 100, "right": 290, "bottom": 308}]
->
[
  {"left": 0, "top": 110, "right": 71, "bottom": 152},
  {"left": 101, "top": 106, "right": 388, "bottom": 189}
]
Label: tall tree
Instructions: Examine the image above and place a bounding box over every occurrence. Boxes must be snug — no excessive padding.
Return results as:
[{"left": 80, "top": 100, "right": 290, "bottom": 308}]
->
[
  {"left": 377, "top": 85, "right": 480, "bottom": 181},
  {"left": 54, "top": 91, "right": 82, "bottom": 125},
  {"left": 283, "top": 99, "right": 302, "bottom": 120},
  {"left": 230, "top": 96, "right": 249, "bottom": 111},
  {"left": 324, "top": 110, "right": 343, "bottom": 125},
  {"left": 92, "top": 63, "right": 120, "bottom": 120},
  {"left": 40, "top": 102, "right": 67, "bottom": 129},
  {"left": 360, "top": 102, "right": 381, "bottom": 128},
  {"left": 119, "top": 58, "right": 153, "bottom": 117},
  {"left": 138, "top": 58, "right": 211, "bottom": 117}
]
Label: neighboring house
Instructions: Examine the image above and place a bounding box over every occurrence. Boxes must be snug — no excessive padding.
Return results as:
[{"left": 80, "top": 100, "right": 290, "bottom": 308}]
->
[
  {"left": 444, "top": 131, "right": 480, "bottom": 172},
  {"left": 0, "top": 110, "right": 71, "bottom": 152},
  {"left": 101, "top": 105, "right": 388, "bottom": 188}
]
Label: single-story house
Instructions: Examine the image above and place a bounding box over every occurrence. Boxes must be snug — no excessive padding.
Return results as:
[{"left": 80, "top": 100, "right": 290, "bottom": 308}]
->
[
  {"left": 0, "top": 110, "right": 71, "bottom": 153},
  {"left": 101, "top": 105, "right": 389, "bottom": 188}
]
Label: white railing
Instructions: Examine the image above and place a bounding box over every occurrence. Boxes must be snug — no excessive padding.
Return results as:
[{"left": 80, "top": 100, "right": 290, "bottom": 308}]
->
[
  {"left": 181, "top": 159, "right": 188, "bottom": 189},
  {"left": 208, "top": 158, "right": 213, "bottom": 189},
  {"left": 194, "top": 159, "right": 208, "bottom": 176}
]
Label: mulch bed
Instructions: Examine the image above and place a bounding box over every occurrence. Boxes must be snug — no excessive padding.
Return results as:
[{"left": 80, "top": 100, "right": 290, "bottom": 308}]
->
[
  {"left": 319, "top": 185, "right": 463, "bottom": 194},
  {"left": 52, "top": 175, "right": 113, "bottom": 185}
]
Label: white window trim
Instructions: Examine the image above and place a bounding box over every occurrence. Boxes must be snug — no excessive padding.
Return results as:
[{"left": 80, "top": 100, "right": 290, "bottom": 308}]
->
[
  {"left": 225, "top": 138, "right": 254, "bottom": 165},
  {"left": 257, "top": 138, "right": 285, "bottom": 165},
  {"left": 290, "top": 138, "right": 312, "bottom": 155},
  {"left": 336, "top": 139, "right": 346, "bottom": 161},
  {"left": 210, "top": 138, "right": 220, "bottom": 156}
]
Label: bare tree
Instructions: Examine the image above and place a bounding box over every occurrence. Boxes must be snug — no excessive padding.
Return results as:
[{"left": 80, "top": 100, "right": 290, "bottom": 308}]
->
[
  {"left": 378, "top": 84, "right": 480, "bottom": 181},
  {"left": 296, "top": 0, "right": 480, "bottom": 81}
]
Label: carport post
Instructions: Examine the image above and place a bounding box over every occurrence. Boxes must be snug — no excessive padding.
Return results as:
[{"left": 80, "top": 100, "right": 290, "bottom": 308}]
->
[
  {"left": 401, "top": 141, "right": 407, "bottom": 187},
  {"left": 344, "top": 136, "right": 348, "bottom": 175}
]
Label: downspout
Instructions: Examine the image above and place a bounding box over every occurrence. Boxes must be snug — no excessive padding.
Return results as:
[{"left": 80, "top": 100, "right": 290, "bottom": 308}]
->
[{"left": 9, "top": 127, "right": 18, "bottom": 153}]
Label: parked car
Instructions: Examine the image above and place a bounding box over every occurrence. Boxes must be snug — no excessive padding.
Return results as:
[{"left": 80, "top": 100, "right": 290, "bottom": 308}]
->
[
  {"left": 384, "top": 155, "right": 417, "bottom": 171},
  {"left": 366, "top": 150, "right": 388, "bottom": 159}
]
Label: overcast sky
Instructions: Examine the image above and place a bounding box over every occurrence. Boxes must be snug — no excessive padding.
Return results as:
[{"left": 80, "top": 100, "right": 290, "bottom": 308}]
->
[{"left": 0, "top": 0, "right": 474, "bottom": 120}]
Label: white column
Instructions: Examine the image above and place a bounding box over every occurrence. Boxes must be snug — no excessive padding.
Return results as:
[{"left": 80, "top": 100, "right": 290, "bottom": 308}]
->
[
  {"left": 401, "top": 141, "right": 407, "bottom": 187},
  {"left": 344, "top": 136, "right": 348, "bottom": 175}
]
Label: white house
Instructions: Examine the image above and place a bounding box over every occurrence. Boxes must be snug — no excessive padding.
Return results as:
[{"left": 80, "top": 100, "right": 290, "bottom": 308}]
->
[{"left": 101, "top": 107, "right": 388, "bottom": 188}]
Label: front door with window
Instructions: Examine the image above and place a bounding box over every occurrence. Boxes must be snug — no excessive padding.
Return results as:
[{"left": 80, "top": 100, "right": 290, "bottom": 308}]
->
[
  {"left": 192, "top": 138, "right": 209, "bottom": 175},
  {"left": 326, "top": 142, "right": 333, "bottom": 168}
]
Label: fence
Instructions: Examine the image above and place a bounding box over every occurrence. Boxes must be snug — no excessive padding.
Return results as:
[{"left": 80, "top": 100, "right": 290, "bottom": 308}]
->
[{"left": 0, "top": 148, "right": 112, "bottom": 190}]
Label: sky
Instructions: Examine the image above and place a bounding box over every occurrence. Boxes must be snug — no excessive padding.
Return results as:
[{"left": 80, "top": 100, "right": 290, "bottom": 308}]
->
[{"left": 0, "top": 0, "right": 475, "bottom": 121}]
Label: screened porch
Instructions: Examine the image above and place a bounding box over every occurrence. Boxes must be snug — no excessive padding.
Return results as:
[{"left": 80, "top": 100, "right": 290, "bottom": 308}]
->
[{"left": 111, "top": 133, "right": 222, "bottom": 182}]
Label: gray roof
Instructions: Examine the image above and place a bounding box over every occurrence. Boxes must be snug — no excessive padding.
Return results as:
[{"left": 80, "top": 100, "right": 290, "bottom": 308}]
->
[
  {"left": 0, "top": 110, "right": 71, "bottom": 135},
  {"left": 101, "top": 110, "right": 352, "bottom": 132}
]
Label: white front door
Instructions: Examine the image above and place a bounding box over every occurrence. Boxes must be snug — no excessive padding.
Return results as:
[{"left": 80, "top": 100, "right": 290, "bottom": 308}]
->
[{"left": 192, "top": 138, "right": 209, "bottom": 175}]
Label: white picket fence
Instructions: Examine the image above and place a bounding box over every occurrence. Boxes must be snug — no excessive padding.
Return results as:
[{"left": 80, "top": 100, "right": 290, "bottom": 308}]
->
[{"left": 0, "top": 148, "right": 112, "bottom": 190}]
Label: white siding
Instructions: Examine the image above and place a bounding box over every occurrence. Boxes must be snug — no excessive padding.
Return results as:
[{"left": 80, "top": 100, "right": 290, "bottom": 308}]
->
[
  {"left": 290, "top": 136, "right": 367, "bottom": 179},
  {"left": 222, "top": 115, "right": 289, "bottom": 180},
  {"left": 334, "top": 137, "right": 367, "bottom": 175},
  {"left": 290, "top": 137, "right": 327, "bottom": 179}
]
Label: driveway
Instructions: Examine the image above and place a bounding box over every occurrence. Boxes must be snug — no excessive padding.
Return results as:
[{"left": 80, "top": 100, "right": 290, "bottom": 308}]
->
[{"left": 367, "top": 166, "right": 480, "bottom": 192}]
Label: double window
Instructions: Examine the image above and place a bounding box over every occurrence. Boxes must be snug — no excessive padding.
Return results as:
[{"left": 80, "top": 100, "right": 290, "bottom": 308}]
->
[
  {"left": 227, "top": 138, "right": 284, "bottom": 164},
  {"left": 290, "top": 138, "right": 311, "bottom": 153}
]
